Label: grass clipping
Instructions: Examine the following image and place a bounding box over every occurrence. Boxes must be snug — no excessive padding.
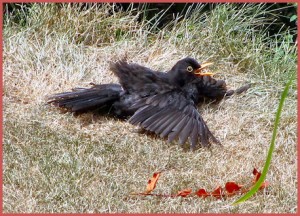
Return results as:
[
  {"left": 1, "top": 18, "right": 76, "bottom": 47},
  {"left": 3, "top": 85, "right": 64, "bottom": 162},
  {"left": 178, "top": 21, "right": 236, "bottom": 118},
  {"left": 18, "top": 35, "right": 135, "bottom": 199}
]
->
[{"left": 3, "top": 3, "right": 297, "bottom": 214}]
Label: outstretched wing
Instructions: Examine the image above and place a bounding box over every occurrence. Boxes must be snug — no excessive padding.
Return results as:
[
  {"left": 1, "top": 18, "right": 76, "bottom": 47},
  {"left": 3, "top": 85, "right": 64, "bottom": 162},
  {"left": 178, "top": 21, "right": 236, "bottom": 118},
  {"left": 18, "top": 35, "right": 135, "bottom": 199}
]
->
[{"left": 128, "top": 90, "right": 220, "bottom": 149}]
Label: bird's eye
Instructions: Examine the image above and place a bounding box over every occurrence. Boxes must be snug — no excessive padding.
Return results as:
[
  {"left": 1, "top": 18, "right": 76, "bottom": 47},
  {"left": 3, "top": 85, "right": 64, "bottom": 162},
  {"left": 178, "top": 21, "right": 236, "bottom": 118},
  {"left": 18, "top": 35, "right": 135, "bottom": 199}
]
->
[{"left": 187, "top": 66, "right": 193, "bottom": 72}]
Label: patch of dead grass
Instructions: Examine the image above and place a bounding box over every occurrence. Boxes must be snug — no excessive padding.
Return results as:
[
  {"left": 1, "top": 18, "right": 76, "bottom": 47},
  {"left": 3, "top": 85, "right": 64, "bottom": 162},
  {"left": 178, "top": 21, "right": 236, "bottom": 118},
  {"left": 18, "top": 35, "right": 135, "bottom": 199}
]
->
[{"left": 3, "top": 4, "right": 297, "bottom": 214}]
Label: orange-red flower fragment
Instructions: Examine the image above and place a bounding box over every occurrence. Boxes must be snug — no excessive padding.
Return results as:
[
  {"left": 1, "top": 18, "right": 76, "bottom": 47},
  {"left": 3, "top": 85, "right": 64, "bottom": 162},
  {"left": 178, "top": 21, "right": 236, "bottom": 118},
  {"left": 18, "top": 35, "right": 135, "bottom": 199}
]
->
[
  {"left": 195, "top": 188, "right": 210, "bottom": 198},
  {"left": 225, "top": 181, "right": 243, "bottom": 195},
  {"left": 145, "top": 172, "right": 161, "bottom": 194},
  {"left": 176, "top": 188, "right": 192, "bottom": 197}
]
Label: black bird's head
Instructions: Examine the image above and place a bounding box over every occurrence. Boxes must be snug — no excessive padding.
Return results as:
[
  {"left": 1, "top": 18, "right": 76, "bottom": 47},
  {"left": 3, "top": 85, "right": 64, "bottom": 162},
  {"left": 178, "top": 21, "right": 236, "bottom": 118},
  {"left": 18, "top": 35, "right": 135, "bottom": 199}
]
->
[{"left": 168, "top": 57, "right": 213, "bottom": 86}]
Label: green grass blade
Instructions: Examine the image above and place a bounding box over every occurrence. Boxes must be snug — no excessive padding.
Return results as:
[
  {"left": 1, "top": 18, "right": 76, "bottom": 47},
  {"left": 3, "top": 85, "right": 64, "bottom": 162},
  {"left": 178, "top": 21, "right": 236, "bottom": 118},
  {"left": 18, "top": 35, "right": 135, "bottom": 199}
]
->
[{"left": 232, "top": 73, "right": 296, "bottom": 205}]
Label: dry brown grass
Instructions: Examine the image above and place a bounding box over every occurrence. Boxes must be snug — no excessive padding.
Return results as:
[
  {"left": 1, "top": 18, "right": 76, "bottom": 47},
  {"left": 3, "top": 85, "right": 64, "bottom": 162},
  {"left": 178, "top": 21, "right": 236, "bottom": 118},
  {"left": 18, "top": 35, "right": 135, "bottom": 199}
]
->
[{"left": 3, "top": 3, "right": 297, "bottom": 213}]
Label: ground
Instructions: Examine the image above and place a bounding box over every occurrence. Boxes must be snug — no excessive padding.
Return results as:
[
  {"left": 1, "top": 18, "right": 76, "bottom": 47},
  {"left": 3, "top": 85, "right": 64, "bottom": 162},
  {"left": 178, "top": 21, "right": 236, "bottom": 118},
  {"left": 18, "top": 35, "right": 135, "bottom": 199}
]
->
[{"left": 3, "top": 4, "right": 297, "bottom": 213}]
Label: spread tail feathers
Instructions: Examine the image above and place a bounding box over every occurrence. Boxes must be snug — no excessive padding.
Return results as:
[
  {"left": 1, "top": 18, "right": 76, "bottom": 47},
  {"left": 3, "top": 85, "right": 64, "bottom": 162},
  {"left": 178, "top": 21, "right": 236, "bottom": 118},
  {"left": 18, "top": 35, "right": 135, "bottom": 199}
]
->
[{"left": 47, "top": 83, "right": 123, "bottom": 114}]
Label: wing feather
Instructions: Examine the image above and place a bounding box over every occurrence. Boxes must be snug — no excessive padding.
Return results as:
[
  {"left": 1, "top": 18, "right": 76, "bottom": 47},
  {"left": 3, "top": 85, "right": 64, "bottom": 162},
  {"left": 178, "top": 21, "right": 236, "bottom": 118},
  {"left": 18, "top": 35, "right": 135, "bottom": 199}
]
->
[
  {"left": 143, "top": 108, "right": 172, "bottom": 131},
  {"left": 129, "top": 105, "right": 159, "bottom": 125},
  {"left": 153, "top": 110, "right": 178, "bottom": 134},
  {"left": 160, "top": 112, "right": 185, "bottom": 138},
  {"left": 190, "top": 119, "right": 198, "bottom": 149},
  {"left": 142, "top": 108, "right": 167, "bottom": 130},
  {"left": 178, "top": 118, "right": 194, "bottom": 145},
  {"left": 167, "top": 115, "right": 189, "bottom": 143}
]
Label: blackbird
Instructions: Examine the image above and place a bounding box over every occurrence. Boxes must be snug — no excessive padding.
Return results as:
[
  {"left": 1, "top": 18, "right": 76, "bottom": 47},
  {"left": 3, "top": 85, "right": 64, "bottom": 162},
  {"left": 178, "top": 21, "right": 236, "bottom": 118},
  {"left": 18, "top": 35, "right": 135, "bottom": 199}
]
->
[{"left": 47, "top": 57, "right": 249, "bottom": 149}]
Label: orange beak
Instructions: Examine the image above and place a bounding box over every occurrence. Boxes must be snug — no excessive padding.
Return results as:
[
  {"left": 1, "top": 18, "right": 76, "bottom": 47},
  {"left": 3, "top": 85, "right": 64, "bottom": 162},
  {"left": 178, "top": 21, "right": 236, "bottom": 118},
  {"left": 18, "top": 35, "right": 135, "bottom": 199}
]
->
[{"left": 194, "top": 62, "right": 214, "bottom": 77}]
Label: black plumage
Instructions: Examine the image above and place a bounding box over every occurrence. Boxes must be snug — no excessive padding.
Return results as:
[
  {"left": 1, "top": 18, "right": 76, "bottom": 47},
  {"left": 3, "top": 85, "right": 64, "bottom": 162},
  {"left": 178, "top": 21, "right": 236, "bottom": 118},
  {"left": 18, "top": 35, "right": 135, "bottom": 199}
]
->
[{"left": 47, "top": 57, "right": 249, "bottom": 149}]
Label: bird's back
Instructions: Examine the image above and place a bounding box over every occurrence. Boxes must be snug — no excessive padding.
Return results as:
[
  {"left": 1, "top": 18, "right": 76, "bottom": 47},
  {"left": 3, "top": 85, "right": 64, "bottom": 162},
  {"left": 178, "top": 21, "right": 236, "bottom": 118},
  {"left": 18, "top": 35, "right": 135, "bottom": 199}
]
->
[{"left": 110, "top": 60, "right": 174, "bottom": 97}]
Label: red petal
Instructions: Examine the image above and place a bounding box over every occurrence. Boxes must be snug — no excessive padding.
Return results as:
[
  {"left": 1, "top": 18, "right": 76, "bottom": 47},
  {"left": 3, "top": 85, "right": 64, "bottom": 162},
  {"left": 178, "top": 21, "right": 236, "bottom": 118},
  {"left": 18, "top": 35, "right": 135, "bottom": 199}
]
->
[
  {"left": 253, "top": 168, "right": 261, "bottom": 182},
  {"left": 176, "top": 188, "right": 192, "bottom": 197},
  {"left": 211, "top": 186, "right": 223, "bottom": 198},
  {"left": 253, "top": 168, "right": 259, "bottom": 175},
  {"left": 195, "top": 189, "right": 210, "bottom": 198},
  {"left": 252, "top": 168, "right": 269, "bottom": 190},
  {"left": 225, "top": 182, "right": 243, "bottom": 194}
]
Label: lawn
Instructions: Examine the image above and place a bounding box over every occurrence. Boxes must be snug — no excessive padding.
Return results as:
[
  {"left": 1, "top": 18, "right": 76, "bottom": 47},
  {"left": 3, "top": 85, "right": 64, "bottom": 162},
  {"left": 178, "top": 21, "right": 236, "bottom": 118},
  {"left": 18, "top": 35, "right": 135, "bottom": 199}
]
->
[{"left": 3, "top": 3, "right": 297, "bottom": 213}]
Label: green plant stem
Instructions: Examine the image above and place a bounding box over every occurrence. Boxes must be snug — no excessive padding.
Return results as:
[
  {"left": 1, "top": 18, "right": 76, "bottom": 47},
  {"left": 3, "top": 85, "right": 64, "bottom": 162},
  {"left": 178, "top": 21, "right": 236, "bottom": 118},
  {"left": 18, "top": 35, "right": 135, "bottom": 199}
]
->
[{"left": 233, "top": 73, "right": 296, "bottom": 205}]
